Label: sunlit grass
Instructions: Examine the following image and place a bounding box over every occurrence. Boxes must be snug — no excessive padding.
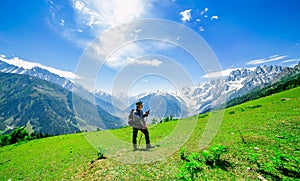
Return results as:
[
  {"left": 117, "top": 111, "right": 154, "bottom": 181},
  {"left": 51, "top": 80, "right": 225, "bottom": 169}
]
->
[{"left": 0, "top": 87, "right": 299, "bottom": 180}]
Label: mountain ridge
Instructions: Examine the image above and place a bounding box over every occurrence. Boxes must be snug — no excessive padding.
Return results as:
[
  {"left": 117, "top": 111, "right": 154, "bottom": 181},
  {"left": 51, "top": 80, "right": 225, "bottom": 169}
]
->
[
  {"left": 1, "top": 57, "right": 299, "bottom": 119},
  {"left": 0, "top": 72, "right": 124, "bottom": 135}
]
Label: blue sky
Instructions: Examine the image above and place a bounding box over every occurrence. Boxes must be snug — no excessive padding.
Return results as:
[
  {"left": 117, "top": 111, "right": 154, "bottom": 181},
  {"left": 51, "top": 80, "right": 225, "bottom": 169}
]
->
[{"left": 1, "top": 0, "right": 300, "bottom": 95}]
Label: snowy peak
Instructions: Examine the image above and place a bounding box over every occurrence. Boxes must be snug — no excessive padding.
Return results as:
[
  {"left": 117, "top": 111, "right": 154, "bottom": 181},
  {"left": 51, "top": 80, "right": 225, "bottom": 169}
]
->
[
  {"left": 228, "top": 68, "right": 251, "bottom": 81},
  {"left": 1, "top": 54, "right": 299, "bottom": 119},
  {"left": 253, "top": 65, "right": 283, "bottom": 75},
  {"left": 227, "top": 65, "right": 287, "bottom": 84},
  {"left": 180, "top": 64, "right": 299, "bottom": 114},
  {"left": 128, "top": 90, "right": 189, "bottom": 118},
  {"left": 0, "top": 57, "right": 73, "bottom": 90},
  {"left": 0, "top": 56, "right": 76, "bottom": 79}
]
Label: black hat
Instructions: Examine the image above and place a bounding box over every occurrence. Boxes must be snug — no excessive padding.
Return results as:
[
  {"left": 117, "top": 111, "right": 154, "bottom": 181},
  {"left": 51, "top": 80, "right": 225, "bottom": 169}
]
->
[{"left": 136, "top": 101, "right": 143, "bottom": 106}]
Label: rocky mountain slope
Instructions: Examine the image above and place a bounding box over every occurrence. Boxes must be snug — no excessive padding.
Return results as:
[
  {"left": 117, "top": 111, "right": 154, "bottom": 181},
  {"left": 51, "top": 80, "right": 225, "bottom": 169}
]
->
[
  {"left": 181, "top": 64, "right": 299, "bottom": 114},
  {"left": 0, "top": 73, "right": 124, "bottom": 135}
]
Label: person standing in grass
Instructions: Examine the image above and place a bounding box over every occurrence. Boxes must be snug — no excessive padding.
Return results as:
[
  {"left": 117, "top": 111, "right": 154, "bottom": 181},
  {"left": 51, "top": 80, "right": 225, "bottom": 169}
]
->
[{"left": 132, "top": 101, "right": 154, "bottom": 151}]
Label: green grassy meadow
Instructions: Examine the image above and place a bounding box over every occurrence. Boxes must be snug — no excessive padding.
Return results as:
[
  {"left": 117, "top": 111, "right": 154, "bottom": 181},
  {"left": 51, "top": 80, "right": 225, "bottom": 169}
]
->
[{"left": 0, "top": 87, "right": 299, "bottom": 180}]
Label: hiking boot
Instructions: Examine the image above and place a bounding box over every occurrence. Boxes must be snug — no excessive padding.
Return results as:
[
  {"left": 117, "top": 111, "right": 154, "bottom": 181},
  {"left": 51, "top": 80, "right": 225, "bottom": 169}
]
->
[{"left": 146, "top": 144, "right": 154, "bottom": 149}]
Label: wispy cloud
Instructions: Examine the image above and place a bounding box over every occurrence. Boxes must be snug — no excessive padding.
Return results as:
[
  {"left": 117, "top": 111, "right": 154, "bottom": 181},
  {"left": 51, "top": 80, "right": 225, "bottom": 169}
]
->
[
  {"left": 47, "top": 0, "right": 149, "bottom": 47},
  {"left": 48, "top": 1, "right": 219, "bottom": 70},
  {"left": 246, "top": 55, "right": 288, "bottom": 65},
  {"left": 202, "top": 68, "right": 236, "bottom": 79},
  {"left": 127, "top": 58, "right": 162, "bottom": 66},
  {"left": 93, "top": 40, "right": 169, "bottom": 68},
  {"left": 282, "top": 58, "right": 300, "bottom": 63},
  {"left": 48, "top": 0, "right": 154, "bottom": 69},
  {"left": 72, "top": 0, "right": 146, "bottom": 30},
  {"left": 180, "top": 9, "right": 192, "bottom": 22},
  {"left": 73, "top": 0, "right": 84, "bottom": 11}
]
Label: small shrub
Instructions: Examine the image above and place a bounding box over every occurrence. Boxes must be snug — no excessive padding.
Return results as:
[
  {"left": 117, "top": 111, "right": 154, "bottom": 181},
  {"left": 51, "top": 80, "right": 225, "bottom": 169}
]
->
[
  {"left": 198, "top": 114, "right": 208, "bottom": 119},
  {"left": 246, "top": 105, "right": 262, "bottom": 109},
  {"left": 178, "top": 148, "right": 203, "bottom": 180},
  {"left": 0, "top": 134, "right": 11, "bottom": 147},
  {"left": 178, "top": 145, "right": 229, "bottom": 180},
  {"left": 202, "top": 144, "right": 228, "bottom": 166},
  {"left": 10, "top": 127, "right": 29, "bottom": 144},
  {"left": 163, "top": 116, "right": 170, "bottom": 122},
  {"left": 180, "top": 148, "right": 187, "bottom": 161},
  {"left": 97, "top": 146, "right": 106, "bottom": 159},
  {"left": 229, "top": 110, "right": 235, "bottom": 115}
]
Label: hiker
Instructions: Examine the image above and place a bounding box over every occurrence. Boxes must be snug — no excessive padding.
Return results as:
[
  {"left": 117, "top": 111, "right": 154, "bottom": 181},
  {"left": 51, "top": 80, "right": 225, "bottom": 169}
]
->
[{"left": 132, "top": 101, "right": 154, "bottom": 151}]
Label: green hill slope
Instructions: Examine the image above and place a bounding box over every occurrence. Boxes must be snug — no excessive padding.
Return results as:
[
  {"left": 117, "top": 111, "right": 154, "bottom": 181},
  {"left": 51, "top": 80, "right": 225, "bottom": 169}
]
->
[
  {"left": 0, "top": 87, "right": 299, "bottom": 180},
  {"left": 0, "top": 73, "right": 123, "bottom": 135}
]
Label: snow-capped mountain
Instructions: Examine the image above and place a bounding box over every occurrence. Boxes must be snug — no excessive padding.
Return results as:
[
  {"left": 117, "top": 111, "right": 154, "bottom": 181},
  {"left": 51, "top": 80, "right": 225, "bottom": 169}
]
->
[
  {"left": 130, "top": 64, "right": 299, "bottom": 117},
  {"left": 0, "top": 58, "right": 73, "bottom": 90},
  {"left": 0, "top": 57, "right": 128, "bottom": 118},
  {"left": 1, "top": 54, "right": 299, "bottom": 120},
  {"left": 181, "top": 64, "right": 297, "bottom": 114},
  {"left": 128, "top": 90, "right": 189, "bottom": 119},
  {"left": 94, "top": 89, "right": 127, "bottom": 116},
  {"left": 105, "top": 64, "right": 299, "bottom": 119}
]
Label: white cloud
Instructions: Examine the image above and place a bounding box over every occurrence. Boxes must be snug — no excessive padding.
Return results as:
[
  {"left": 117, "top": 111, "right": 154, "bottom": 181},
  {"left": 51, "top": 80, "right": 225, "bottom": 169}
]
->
[
  {"left": 180, "top": 9, "right": 192, "bottom": 22},
  {"left": 0, "top": 56, "right": 78, "bottom": 80},
  {"left": 282, "top": 58, "right": 300, "bottom": 63},
  {"left": 48, "top": 0, "right": 148, "bottom": 50},
  {"left": 200, "top": 7, "right": 208, "bottom": 15},
  {"left": 72, "top": 0, "right": 102, "bottom": 28},
  {"left": 60, "top": 19, "right": 65, "bottom": 26},
  {"left": 246, "top": 55, "right": 288, "bottom": 65},
  {"left": 102, "top": 41, "right": 169, "bottom": 68},
  {"left": 85, "top": 20, "right": 177, "bottom": 69},
  {"left": 73, "top": 0, "right": 84, "bottom": 11},
  {"left": 72, "top": 0, "right": 146, "bottom": 29},
  {"left": 127, "top": 58, "right": 162, "bottom": 66},
  {"left": 211, "top": 16, "right": 218, "bottom": 20},
  {"left": 202, "top": 68, "right": 235, "bottom": 79},
  {"left": 199, "top": 26, "right": 205, "bottom": 32}
]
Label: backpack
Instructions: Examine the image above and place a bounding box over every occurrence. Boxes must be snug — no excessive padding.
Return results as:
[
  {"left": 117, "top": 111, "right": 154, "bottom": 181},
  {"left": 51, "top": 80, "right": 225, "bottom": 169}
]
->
[{"left": 128, "top": 109, "right": 134, "bottom": 127}]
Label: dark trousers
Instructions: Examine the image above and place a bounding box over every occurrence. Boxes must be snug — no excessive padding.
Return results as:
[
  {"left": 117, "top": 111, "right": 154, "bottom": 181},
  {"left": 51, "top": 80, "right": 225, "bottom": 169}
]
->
[{"left": 132, "top": 127, "right": 150, "bottom": 147}]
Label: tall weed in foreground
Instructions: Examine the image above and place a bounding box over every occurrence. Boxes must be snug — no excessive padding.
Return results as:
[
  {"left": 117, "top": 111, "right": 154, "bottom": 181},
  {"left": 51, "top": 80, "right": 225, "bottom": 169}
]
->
[
  {"left": 178, "top": 148, "right": 203, "bottom": 180},
  {"left": 248, "top": 151, "right": 300, "bottom": 180},
  {"left": 178, "top": 144, "right": 230, "bottom": 180}
]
